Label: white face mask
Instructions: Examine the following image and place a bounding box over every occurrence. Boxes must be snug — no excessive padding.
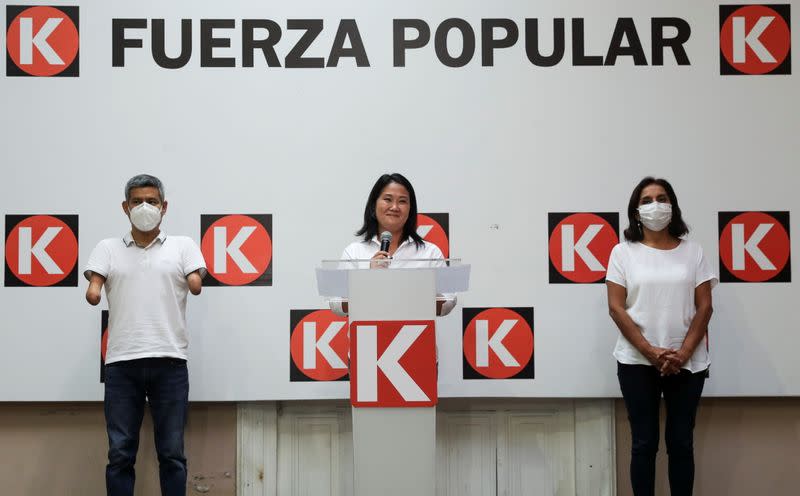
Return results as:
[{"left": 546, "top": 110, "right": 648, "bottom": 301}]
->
[
  {"left": 637, "top": 202, "right": 672, "bottom": 232},
  {"left": 128, "top": 202, "right": 162, "bottom": 232}
]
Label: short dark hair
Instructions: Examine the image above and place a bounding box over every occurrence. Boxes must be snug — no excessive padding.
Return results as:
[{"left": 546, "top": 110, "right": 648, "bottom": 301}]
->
[
  {"left": 125, "top": 174, "right": 164, "bottom": 202},
  {"left": 356, "top": 173, "right": 423, "bottom": 247},
  {"left": 623, "top": 176, "right": 689, "bottom": 242}
]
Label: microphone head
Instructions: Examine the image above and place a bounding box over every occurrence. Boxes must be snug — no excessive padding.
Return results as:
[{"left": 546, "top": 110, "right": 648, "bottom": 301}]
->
[{"left": 380, "top": 231, "right": 392, "bottom": 243}]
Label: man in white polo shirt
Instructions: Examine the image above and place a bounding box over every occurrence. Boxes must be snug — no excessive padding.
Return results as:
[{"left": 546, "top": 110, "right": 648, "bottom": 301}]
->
[{"left": 84, "top": 174, "right": 206, "bottom": 496}]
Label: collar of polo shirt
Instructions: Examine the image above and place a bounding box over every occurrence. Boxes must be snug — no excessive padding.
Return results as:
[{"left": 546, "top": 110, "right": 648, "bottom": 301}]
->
[{"left": 123, "top": 230, "right": 167, "bottom": 248}]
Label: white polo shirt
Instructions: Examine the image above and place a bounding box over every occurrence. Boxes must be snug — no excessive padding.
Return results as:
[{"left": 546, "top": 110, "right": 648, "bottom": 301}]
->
[
  {"left": 84, "top": 231, "right": 206, "bottom": 365},
  {"left": 333, "top": 237, "right": 457, "bottom": 316}
]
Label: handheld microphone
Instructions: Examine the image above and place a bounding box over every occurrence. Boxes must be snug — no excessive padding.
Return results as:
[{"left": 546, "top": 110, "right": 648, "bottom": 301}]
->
[{"left": 379, "top": 231, "right": 392, "bottom": 252}]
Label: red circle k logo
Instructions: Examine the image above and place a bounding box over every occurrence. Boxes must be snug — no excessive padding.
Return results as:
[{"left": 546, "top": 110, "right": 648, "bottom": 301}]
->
[
  {"left": 100, "top": 310, "right": 109, "bottom": 383},
  {"left": 290, "top": 309, "right": 349, "bottom": 382},
  {"left": 548, "top": 212, "right": 619, "bottom": 284},
  {"left": 200, "top": 214, "right": 272, "bottom": 286},
  {"left": 6, "top": 6, "right": 79, "bottom": 77},
  {"left": 417, "top": 213, "right": 449, "bottom": 258},
  {"left": 5, "top": 214, "right": 79, "bottom": 286},
  {"left": 719, "top": 211, "right": 790, "bottom": 282},
  {"left": 463, "top": 307, "right": 534, "bottom": 379},
  {"left": 720, "top": 4, "right": 791, "bottom": 75}
]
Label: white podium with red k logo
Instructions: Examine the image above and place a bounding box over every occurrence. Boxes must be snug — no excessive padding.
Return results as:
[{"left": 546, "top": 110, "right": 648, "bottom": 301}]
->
[{"left": 317, "top": 259, "right": 469, "bottom": 496}]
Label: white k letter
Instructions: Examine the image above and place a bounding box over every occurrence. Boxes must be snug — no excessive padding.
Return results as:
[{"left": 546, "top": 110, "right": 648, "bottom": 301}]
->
[
  {"left": 214, "top": 226, "right": 257, "bottom": 273},
  {"left": 562, "top": 224, "right": 604, "bottom": 271}
]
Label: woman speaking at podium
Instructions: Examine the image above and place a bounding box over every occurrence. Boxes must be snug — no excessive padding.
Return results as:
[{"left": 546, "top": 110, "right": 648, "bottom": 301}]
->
[{"left": 333, "top": 173, "right": 455, "bottom": 316}]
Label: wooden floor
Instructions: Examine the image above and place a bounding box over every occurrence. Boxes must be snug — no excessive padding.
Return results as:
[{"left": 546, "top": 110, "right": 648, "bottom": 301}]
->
[
  {"left": 0, "top": 402, "right": 236, "bottom": 496},
  {"left": 1, "top": 398, "right": 799, "bottom": 495}
]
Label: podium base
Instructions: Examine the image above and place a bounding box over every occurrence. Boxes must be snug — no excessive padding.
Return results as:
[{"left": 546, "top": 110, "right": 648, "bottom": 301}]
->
[{"left": 352, "top": 406, "right": 436, "bottom": 496}]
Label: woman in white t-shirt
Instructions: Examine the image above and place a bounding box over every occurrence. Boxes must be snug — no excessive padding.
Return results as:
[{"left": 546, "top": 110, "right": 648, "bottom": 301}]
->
[{"left": 606, "top": 177, "right": 717, "bottom": 496}]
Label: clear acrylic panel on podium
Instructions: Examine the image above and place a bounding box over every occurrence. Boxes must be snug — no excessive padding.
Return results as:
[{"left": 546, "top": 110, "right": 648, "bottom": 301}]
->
[{"left": 316, "top": 258, "right": 470, "bottom": 297}]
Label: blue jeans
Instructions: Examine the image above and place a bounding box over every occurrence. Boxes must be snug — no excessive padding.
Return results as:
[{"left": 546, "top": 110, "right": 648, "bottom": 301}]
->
[
  {"left": 104, "top": 358, "right": 189, "bottom": 496},
  {"left": 617, "top": 362, "right": 706, "bottom": 496}
]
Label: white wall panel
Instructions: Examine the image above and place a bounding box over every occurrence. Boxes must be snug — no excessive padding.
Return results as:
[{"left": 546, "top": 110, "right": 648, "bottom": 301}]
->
[
  {"left": 1, "top": 1, "right": 798, "bottom": 399},
  {"left": 241, "top": 400, "right": 614, "bottom": 496}
]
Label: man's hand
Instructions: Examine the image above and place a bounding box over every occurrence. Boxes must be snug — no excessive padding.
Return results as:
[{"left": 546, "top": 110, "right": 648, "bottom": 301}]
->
[{"left": 86, "top": 272, "right": 105, "bottom": 305}]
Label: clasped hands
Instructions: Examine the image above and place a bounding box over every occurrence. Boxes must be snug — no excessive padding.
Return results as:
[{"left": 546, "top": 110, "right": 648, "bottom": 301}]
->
[{"left": 649, "top": 347, "right": 689, "bottom": 376}]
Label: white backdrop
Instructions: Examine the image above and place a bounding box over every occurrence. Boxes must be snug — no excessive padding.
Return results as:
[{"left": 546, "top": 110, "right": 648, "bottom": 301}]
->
[{"left": 1, "top": 0, "right": 798, "bottom": 400}]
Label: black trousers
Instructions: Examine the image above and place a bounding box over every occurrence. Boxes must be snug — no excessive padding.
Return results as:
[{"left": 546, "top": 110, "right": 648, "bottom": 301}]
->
[{"left": 617, "top": 362, "right": 707, "bottom": 496}]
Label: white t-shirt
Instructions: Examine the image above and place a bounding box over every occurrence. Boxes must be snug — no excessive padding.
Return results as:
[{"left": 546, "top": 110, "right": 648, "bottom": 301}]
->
[
  {"left": 84, "top": 231, "right": 207, "bottom": 364},
  {"left": 332, "top": 236, "right": 456, "bottom": 315},
  {"left": 605, "top": 239, "right": 718, "bottom": 373}
]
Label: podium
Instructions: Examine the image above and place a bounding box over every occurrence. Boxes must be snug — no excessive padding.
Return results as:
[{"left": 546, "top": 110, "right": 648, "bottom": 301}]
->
[{"left": 316, "top": 259, "right": 469, "bottom": 496}]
